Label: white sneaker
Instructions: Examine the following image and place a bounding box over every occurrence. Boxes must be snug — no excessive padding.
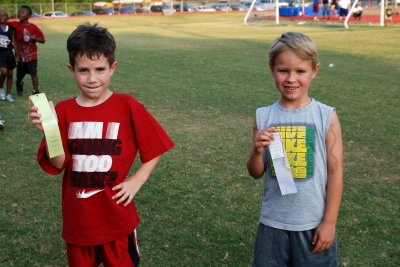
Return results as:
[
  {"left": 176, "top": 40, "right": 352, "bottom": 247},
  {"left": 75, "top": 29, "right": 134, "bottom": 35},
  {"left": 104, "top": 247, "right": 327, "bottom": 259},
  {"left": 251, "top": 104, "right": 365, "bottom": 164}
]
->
[
  {"left": 0, "top": 88, "right": 5, "bottom": 100},
  {"left": 0, "top": 120, "right": 4, "bottom": 130},
  {"left": 5, "top": 94, "right": 14, "bottom": 102}
]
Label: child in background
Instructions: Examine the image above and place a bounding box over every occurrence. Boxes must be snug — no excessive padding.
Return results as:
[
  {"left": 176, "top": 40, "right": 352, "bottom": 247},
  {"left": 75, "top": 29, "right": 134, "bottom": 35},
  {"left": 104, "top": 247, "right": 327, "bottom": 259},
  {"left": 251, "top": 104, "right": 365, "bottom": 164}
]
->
[
  {"left": 30, "top": 23, "right": 174, "bottom": 266},
  {"left": 330, "top": 0, "right": 338, "bottom": 19},
  {"left": 352, "top": 3, "right": 363, "bottom": 20},
  {"left": 385, "top": 3, "right": 393, "bottom": 26},
  {"left": 0, "top": 10, "right": 18, "bottom": 102},
  {"left": 247, "top": 32, "right": 343, "bottom": 266},
  {"left": 338, "top": 0, "right": 350, "bottom": 20},
  {"left": 7, "top": 5, "right": 44, "bottom": 95}
]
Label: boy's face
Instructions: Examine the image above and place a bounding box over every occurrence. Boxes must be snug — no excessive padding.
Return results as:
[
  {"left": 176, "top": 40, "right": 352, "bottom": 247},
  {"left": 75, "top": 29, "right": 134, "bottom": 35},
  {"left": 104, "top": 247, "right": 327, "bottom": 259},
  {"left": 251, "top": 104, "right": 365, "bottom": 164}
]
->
[
  {"left": 270, "top": 49, "right": 319, "bottom": 107},
  {"left": 68, "top": 54, "right": 118, "bottom": 105},
  {"left": 18, "top": 8, "right": 30, "bottom": 21},
  {"left": 0, "top": 11, "right": 8, "bottom": 24}
]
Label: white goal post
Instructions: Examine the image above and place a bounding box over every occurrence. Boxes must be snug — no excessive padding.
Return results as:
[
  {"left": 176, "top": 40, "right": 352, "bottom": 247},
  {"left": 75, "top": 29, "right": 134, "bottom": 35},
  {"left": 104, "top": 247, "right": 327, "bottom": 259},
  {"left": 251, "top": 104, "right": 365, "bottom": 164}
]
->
[
  {"left": 244, "top": 0, "right": 281, "bottom": 25},
  {"left": 245, "top": 0, "right": 387, "bottom": 28}
]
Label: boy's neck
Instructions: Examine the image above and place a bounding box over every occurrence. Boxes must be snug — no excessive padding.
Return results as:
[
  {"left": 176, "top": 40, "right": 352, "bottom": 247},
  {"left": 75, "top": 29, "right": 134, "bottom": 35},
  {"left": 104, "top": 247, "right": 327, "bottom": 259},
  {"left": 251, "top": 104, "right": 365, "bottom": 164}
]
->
[
  {"left": 76, "top": 90, "right": 113, "bottom": 107},
  {"left": 279, "top": 97, "right": 312, "bottom": 110},
  {"left": 20, "top": 19, "right": 30, "bottom": 25}
]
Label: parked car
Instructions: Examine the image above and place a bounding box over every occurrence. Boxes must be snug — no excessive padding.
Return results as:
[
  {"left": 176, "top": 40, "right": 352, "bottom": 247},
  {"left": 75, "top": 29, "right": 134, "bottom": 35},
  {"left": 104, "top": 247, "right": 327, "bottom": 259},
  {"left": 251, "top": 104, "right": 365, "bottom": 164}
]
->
[
  {"left": 135, "top": 8, "right": 152, "bottom": 13},
  {"left": 197, "top": 5, "right": 216, "bottom": 12},
  {"left": 69, "top": 10, "right": 96, "bottom": 16},
  {"left": 150, "top": 5, "right": 172, "bottom": 12},
  {"left": 31, "top": 12, "right": 42, "bottom": 18},
  {"left": 230, "top": 4, "right": 249, "bottom": 11},
  {"left": 173, "top": 4, "right": 198, "bottom": 12},
  {"left": 119, "top": 7, "right": 136, "bottom": 13},
  {"left": 259, "top": 0, "right": 289, "bottom": 7},
  {"left": 211, "top": 3, "right": 232, "bottom": 11},
  {"left": 10, "top": 12, "right": 41, "bottom": 19},
  {"left": 43, "top": 11, "right": 68, "bottom": 18},
  {"left": 92, "top": 7, "right": 118, "bottom": 15}
]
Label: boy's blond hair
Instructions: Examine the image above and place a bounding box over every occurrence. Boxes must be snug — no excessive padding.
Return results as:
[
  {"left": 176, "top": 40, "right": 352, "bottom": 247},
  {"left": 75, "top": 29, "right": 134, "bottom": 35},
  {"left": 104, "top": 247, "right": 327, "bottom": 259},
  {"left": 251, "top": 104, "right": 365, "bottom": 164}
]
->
[{"left": 269, "top": 32, "right": 319, "bottom": 69}]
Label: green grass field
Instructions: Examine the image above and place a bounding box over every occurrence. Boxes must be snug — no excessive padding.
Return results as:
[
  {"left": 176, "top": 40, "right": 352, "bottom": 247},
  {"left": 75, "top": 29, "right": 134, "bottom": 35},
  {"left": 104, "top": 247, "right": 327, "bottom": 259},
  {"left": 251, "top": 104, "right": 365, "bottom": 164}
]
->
[{"left": 0, "top": 13, "right": 399, "bottom": 266}]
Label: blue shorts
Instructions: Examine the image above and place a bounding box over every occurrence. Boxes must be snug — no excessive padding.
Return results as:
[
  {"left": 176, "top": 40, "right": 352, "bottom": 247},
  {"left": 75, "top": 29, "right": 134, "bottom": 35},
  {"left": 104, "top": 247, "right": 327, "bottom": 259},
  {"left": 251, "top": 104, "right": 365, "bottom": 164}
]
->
[
  {"left": 339, "top": 8, "right": 348, "bottom": 17},
  {"left": 253, "top": 223, "right": 338, "bottom": 267}
]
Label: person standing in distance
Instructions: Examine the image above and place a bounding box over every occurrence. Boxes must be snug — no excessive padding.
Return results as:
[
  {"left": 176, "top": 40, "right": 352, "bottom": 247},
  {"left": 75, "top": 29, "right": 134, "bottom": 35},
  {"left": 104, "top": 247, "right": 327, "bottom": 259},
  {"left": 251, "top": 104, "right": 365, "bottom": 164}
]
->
[{"left": 8, "top": 5, "right": 45, "bottom": 95}]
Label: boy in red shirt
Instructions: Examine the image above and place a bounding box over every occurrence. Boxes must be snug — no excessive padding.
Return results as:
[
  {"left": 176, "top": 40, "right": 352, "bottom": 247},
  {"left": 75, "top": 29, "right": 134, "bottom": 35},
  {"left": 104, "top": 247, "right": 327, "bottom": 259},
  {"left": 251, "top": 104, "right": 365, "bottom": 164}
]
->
[
  {"left": 30, "top": 23, "right": 174, "bottom": 266},
  {"left": 8, "top": 5, "right": 45, "bottom": 95}
]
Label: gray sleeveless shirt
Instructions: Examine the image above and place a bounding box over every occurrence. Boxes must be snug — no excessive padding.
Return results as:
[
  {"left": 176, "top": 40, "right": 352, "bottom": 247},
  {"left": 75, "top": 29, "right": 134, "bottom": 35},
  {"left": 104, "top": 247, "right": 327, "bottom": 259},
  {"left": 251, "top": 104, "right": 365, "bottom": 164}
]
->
[{"left": 255, "top": 99, "right": 334, "bottom": 231}]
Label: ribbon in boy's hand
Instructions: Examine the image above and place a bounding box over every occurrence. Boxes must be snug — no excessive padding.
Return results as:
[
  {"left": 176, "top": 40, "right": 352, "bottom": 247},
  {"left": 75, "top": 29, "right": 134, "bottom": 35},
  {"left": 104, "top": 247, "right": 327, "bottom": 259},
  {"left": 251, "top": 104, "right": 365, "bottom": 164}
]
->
[{"left": 29, "top": 93, "right": 64, "bottom": 158}]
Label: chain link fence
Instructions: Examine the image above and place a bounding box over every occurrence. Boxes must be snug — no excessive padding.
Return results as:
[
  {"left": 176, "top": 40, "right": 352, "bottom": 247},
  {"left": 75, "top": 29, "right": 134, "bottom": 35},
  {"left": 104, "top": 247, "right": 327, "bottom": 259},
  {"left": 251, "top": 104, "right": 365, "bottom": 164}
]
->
[{"left": 0, "top": 0, "right": 387, "bottom": 18}]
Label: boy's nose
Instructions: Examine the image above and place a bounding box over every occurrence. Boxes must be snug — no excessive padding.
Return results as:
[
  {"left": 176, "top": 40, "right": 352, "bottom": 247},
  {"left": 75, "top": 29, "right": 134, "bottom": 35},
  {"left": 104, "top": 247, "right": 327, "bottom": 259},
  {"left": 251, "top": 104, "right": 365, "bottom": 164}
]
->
[
  {"left": 87, "top": 73, "right": 97, "bottom": 83},
  {"left": 286, "top": 73, "right": 296, "bottom": 83}
]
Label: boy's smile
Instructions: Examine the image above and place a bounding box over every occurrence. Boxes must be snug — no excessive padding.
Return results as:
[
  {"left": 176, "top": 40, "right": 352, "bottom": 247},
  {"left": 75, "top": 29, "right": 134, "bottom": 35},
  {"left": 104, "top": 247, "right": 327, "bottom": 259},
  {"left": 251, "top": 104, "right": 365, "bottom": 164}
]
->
[
  {"left": 68, "top": 54, "right": 118, "bottom": 107},
  {"left": 270, "top": 49, "right": 319, "bottom": 109},
  {"left": 0, "top": 11, "right": 8, "bottom": 24}
]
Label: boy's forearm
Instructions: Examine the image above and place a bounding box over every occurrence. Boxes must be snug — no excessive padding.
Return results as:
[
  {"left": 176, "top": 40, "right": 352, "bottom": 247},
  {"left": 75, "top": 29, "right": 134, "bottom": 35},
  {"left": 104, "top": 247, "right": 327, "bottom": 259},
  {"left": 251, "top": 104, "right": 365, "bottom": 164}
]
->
[
  {"left": 33, "top": 36, "right": 45, "bottom": 43},
  {"left": 45, "top": 143, "right": 65, "bottom": 169},
  {"left": 126, "top": 156, "right": 161, "bottom": 185},
  {"left": 323, "top": 170, "right": 343, "bottom": 225},
  {"left": 247, "top": 150, "right": 265, "bottom": 179}
]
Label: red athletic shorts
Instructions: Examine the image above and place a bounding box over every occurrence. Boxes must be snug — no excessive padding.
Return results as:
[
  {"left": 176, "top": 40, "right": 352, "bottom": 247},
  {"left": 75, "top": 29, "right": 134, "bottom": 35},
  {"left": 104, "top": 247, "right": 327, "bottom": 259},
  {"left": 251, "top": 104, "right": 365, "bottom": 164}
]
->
[{"left": 66, "top": 230, "right": 140, "bottom": 267}]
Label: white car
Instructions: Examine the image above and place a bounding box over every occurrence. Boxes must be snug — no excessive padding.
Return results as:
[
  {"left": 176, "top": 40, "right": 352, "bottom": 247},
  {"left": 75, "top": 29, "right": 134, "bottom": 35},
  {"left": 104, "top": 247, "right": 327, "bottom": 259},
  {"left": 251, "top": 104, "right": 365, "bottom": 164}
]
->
[
  {"left": 197, "top": 6, "right": 216, "bottom": 12},
  {"left": 259, "top": 0, "right": 289, "bottom": 7},
  {"left": 43, "top": 11, "right": 69, "bottom": 18}
]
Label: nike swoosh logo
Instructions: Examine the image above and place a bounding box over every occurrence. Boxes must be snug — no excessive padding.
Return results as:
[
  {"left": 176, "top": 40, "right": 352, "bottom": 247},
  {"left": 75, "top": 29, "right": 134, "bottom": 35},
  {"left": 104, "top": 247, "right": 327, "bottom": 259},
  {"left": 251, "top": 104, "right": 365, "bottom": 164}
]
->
[{"left": 76, "top": 189, "right": 105, "bottom": 199}]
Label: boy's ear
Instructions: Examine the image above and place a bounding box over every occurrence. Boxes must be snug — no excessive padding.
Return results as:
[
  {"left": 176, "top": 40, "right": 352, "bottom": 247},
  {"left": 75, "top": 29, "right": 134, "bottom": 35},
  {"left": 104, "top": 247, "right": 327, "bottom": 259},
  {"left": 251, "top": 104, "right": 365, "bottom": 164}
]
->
[
  {"left": 109, "top": 61, "right": 118, "bottom": 75},
  {"left": 312, "top": 63, "right": 320, "bottom": 78},
  {"left": 67, "top": 64, "right": 74, "bottom": 73},
  {"left": 269, "top": 62, "right": 274, "bottom": 72}
]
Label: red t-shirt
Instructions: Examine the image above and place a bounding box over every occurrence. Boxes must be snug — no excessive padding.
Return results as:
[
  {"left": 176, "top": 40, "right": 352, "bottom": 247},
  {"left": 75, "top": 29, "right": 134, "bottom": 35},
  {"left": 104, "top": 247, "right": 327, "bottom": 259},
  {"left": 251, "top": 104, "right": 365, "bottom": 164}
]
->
[
  {"left": 37, "top": 93, "right": 174, "bottom": 245},
  {"left": 7, "top": 21, "right": 44, "bottom": 62}
]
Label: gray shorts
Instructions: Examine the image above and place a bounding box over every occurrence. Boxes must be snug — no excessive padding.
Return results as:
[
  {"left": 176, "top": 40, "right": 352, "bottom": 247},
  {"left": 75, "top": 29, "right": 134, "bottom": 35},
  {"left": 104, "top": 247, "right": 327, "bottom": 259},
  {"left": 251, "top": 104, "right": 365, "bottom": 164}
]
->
[{"left": 253, "top": 223, "right": 338, "bottom": 267}]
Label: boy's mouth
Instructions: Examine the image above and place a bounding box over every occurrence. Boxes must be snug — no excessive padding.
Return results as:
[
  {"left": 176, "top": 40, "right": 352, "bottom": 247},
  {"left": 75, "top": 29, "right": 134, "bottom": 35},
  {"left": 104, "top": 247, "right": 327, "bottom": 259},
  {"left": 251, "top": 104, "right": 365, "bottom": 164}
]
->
[{"left": 284, "top": 86, "right": 298, "bottom": 90}]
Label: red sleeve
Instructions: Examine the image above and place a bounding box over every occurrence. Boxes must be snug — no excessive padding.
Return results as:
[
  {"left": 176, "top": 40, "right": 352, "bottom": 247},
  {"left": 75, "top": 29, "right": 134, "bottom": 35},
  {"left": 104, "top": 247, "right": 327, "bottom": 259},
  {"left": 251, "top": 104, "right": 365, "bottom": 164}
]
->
[
  {"left": 7, "top": 21, "right": 16, "bottom": 27},
  {"left": 130, "top": 100, "right": 174, "bottom": 163},
  {"left": 37, "top": 103, "right": 70, "bottom": 175},
  {"left": 33, "top": 24, "right": 45, "bottom": 41}
]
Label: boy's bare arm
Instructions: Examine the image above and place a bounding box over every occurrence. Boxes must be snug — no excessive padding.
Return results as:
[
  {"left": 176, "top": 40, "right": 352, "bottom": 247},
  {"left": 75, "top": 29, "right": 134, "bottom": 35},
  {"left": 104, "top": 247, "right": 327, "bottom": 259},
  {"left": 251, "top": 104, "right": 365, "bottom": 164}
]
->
[
  {"left": 312, "top": 111, "right": 343, "bottom": 253},
  {"left": 12, "top": 31, "right": 20, "bottom": 61},
  {"left": 247, "top": 120, "right": 276, "bottom": 179},
  {"left": 112, "top": 156, "right": 161, "bottom": 207},
  {"left": 30, "top": 102, "right": 65, "bottom": 169}
]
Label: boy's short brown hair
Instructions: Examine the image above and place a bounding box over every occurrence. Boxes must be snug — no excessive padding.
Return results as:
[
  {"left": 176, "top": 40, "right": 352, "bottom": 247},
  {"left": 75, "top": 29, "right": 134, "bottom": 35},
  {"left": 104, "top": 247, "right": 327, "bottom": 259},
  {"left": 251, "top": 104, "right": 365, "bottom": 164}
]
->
[
  {"left": 20, "top": 5, "right": 32, "bottom": 16},
  {"left": 67, "top": 23, "right": 116, "bottom": 67},
  {"left": 269, "top": 32, "right": 319, "bottom": 69}
]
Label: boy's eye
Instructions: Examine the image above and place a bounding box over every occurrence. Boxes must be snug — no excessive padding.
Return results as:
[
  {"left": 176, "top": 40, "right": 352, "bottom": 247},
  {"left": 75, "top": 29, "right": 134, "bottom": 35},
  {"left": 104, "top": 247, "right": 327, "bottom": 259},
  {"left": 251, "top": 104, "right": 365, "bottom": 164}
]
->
[
  {"left": 278, "top": 69, "right": 288, "bottom": 73},
  {"left": 96, "top": 68, "right": 106, "bottom": 72},
  {"left": 78, "top": 69, "right": 88, "bottom": 73}
]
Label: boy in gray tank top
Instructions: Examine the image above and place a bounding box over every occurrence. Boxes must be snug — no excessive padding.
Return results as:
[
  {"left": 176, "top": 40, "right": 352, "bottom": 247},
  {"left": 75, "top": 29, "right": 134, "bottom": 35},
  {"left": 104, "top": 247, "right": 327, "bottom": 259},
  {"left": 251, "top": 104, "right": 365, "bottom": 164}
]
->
[{"left": 247, "top": 32, "right": 343, "bottom": 266}]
